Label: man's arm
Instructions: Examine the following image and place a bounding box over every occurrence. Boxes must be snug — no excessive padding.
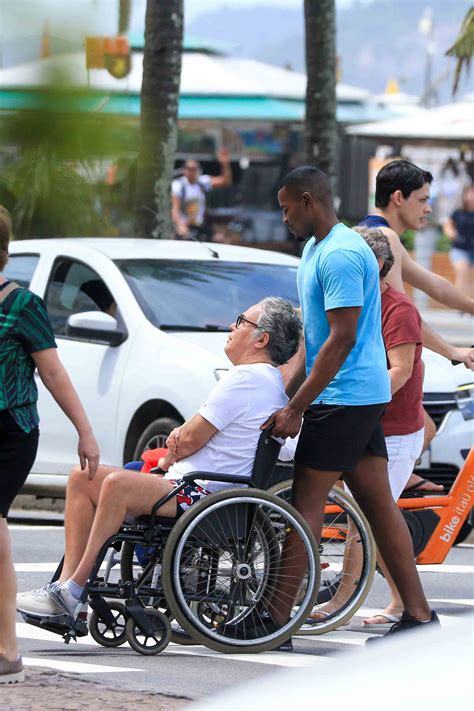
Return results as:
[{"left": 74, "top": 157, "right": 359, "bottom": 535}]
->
[
  {"left": 280, "top": 341, "right": 306, "bottom": 397},
  {"left": 400, "top": 242, "right": 474, "bottom": 315},
  {"left": 32, "top": 349, "right": 100, "bottom": 479},
  {"left": 262, "top": 307, "right": 360, "bottom": 438},
  {"left": 171, "top": 192, "right": 188, "bottom": 237},
  {"left": 386, "top": 342, "right": 416, "bottom": 394},
  {"left": 420, "top": 320, "right": 474, "bottom": 370},
  {"left": 159, "top": 414, "right": 218, "bottom": 471},
  {"left": 210, "top": 147, "right": 232, "bottom": 189}
]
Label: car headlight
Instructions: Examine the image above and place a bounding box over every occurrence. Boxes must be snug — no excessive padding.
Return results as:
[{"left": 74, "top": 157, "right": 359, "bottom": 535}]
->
[
  {"left": 455, "top": 383, "right": 474, "bottom": 421},
  {"left": 214, "top": 368, "right": 229, "bottom": 381}
]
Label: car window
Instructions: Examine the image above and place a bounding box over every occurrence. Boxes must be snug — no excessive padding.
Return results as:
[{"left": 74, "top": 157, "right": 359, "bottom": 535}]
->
[
  {"left": 115, "top": 259, "right": 299, "bottom": 330},
  {"left": 2, "top": 254, "right": 39, "bottom": 287},
  {"left": 45, "top": 258, "right": 117, "bottom": 336}
]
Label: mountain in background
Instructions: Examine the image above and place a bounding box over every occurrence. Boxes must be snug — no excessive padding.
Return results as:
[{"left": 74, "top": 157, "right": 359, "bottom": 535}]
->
[{"left": 188, "top": 0, "right": 473, "bottom": 102}]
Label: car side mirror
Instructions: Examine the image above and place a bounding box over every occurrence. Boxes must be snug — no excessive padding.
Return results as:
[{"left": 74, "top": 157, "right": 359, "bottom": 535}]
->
[{"left": 66, "top": 311, "right": 127, "bottom": 347}]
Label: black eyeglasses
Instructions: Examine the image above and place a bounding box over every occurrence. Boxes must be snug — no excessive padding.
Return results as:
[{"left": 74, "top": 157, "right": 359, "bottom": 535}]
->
[{"left": 236, "top": 314, "right": 260, "bottom": 329}]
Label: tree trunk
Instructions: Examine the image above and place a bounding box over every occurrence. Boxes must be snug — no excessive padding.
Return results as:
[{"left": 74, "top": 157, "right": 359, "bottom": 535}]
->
[
  {"left": 135, "top": 0, "right": 183, "bottom": 238},
  {"left": 304, "top": 0, "right": 337, "bottom": 186},
  {"left": 118, "top": 0, "right": 131, "bottom": 34}
]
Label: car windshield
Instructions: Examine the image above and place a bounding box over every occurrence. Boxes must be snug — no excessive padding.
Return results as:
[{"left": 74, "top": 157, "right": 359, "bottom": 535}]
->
[{"left": 114, "top": 259, "right": 299, "bottom": 330}]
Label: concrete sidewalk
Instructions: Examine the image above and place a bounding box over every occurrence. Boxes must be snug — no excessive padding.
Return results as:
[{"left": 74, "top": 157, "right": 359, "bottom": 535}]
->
[{"left": 0, "top": 668, "right": 188, "bottom": 710}]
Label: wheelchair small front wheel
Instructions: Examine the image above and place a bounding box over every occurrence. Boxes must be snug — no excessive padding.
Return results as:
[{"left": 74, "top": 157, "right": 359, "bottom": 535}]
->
[
  {"left": 89, "top": 602, "right": 128, "bottom": 647},
  {"left": 125, "top": 607, "right": 171, "bottom": 655}
]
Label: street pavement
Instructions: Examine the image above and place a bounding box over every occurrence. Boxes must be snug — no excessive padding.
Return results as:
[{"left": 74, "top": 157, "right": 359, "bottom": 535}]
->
[{"left": 4, "top": 523, "right": 473, "bottom": 708}]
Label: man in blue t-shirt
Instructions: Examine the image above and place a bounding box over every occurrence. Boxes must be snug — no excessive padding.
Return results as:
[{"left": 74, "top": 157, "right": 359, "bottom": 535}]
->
[{"left": 262, "top": 166, "right": 437, "bottom": 641}]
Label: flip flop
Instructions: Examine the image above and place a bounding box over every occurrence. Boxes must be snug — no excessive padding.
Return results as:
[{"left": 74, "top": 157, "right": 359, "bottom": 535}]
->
[
  {"left": 401, "top": 478, "right": 444, "bottom": 497},
  {"left": 363, "top": 613, "right": 400, "bottom": 626},
  {"left": 306, "top": 610, "right": 331, "bottom": 624}
]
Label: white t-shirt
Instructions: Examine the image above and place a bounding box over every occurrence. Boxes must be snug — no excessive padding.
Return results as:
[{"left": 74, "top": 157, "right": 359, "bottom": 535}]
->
[
  {"left": 172, "top": 175, "right": 212, "bottom": 226},
  {"left": 165, "top": 363, "right": 289, "bottom": 492}
]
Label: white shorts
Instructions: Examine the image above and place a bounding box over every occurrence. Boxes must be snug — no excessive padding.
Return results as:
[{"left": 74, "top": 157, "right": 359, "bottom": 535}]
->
[{"left": 385, "top": 427, "right": 425, "bottom": 500}]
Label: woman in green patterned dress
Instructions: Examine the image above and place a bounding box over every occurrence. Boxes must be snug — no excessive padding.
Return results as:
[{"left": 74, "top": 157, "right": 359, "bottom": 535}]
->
[{"left": 0, "top": 206, "right": 99, "bottom": 684}]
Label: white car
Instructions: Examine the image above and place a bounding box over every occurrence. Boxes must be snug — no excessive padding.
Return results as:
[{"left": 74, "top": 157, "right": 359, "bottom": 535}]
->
[
  {"left": 6, "top": 238, "right": 472, "bottom": 498},
  {"left": 6, "top": 238, "right": 300, "bottom": 492}
]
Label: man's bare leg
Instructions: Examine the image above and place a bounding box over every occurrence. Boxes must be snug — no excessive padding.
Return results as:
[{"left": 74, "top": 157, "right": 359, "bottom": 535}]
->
[
  {"left": 346, "top": 454, "right": 431, "bottom": 620},
  {"left": 70, "top": 470, "right": 177, "bottom": 588},
  {"left": 269, "top": 465, "right": 340, "bottom": 624},
  {"left": 363, "top": 554, "right": 403, "bottom": 624},
  {"left": 60, "top": 464, "right": 123, "bottom": 581}
]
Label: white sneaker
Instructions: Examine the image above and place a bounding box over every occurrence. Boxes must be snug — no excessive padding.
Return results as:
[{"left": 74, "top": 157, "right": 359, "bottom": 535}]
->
[{"left": 17, "top": 582, "right": 84, "bottom": 618}]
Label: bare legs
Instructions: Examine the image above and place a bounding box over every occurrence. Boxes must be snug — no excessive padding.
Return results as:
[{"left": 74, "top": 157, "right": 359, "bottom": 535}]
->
[
  {"left": 268, "top": 466, "right": 340, "bottom": 624},
  {"left": 0, "top": 519, "right": 18, "bottom": 661},
  {"left": 60, "top": 465, "right": 177, "bottom": 588},
  {"left": 271, "top": 454, "right": 431, "bottom": 624},
  {"left": 346, "top": 455, "right": 430, "bottom": 620}
]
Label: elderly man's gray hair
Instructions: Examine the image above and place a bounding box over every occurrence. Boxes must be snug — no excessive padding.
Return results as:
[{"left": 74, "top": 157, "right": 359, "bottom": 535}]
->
[
  {"left": 353, "top": 226, "right": 395, "bottom": 278},
  {"left": 256, "top": 296, "right": 302, "bottom": 365}
]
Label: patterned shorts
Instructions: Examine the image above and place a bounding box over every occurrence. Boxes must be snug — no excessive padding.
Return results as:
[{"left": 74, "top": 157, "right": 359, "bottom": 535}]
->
[{"left": 171, "top": 480, "right": 211, "bottom": 516}]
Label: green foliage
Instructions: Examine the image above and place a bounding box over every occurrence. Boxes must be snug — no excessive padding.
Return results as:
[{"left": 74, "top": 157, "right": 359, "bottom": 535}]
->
[
  {"left": 1, "top": 147, "right": 108, "bottom": 239},
  {"left": 436, "top": 232, "right": 451, "bottom": 252},
  {"left": 400, "top": 229, "right": 414, "bottom": 251}
]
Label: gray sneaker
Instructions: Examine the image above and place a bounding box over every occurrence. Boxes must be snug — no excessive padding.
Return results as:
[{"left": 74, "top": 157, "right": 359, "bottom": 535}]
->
[
  {"left": 17, "top": 583, "right": 76, "bottom": 617},
  {"left": 0, "top": 655, "right": 24, "bottom": 684}
]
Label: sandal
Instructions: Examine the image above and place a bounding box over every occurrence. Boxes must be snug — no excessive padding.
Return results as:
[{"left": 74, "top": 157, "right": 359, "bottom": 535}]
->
[{"left": 363, "top": 613, "right": 400, "bottom": 626}]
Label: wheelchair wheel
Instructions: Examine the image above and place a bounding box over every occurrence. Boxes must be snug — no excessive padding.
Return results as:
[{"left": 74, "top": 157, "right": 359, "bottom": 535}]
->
[
  {"left": 268, "top": 480, "right": 376, "bottom": 634},
  {"left": 89, "top": 602, "right": 128, "bottom": 647},
  {"left": 162, "top": 489, "right": 320, "bottom": 654},
  {"left": 125, "top": 607, "right": 171, "bottom": 655}
]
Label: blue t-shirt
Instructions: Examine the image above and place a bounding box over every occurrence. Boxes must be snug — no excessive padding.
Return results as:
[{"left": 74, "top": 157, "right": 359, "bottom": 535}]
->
[{"left": 297, "top": 223, "right": 391, "bottom": 406}]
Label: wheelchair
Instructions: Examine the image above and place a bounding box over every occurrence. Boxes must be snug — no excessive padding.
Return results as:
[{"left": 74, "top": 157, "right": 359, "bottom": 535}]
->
[{"left": 20, "top": 430, "right": 322, "bottom": 655}]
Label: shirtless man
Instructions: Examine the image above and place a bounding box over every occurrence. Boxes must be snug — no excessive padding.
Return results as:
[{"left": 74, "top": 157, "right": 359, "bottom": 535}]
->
[{"left": 360, "top": 159, "right": 474, "bottom": 493}]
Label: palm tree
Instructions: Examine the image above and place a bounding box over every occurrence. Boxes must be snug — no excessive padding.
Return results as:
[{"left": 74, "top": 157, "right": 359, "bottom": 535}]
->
[
  {"left": 304, "top": 0, "right": 337, "bottom": 186},
  {"left": 118, "top": 0, "right": 131, "bottom": 34},
  {"left": 134, "top": 0, "right": 183, "bottom": 238},
  {"left": 446, "top": 6, "right": 474, "bottom": 95}
]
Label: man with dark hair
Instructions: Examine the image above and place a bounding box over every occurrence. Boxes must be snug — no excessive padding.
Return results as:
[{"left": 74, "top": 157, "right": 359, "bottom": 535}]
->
[
  {"left": 360, "top": 158, "right": 473, "bottom": 493},
  {"left": 360, "top": 159, "right": 473, "bottom": 368},
  {"left": 260, "top": 165, "right": 437, "bottom": 642}
]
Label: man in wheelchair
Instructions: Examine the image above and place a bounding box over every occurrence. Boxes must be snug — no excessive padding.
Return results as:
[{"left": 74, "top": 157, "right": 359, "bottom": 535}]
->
[{"left": 17, "top": 297, "right": 301, "bottom": 628}]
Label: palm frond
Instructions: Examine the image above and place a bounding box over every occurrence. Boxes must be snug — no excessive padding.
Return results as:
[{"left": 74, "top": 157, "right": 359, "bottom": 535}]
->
[{"left": 445, "top": 7, "right": 474, "bottom": 95}]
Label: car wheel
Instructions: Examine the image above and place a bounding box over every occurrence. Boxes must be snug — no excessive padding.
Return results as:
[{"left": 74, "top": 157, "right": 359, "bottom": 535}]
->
[{"left": 132, "top": 417, "right": 182, "bottom": 460}]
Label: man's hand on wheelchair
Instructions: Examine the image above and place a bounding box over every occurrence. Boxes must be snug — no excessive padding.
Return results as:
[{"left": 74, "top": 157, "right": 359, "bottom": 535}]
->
[{"left": 261, "top": 405, "right": 301, "bottom": 439}]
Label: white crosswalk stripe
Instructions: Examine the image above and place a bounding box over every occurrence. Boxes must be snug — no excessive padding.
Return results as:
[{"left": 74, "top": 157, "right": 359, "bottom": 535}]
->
[{"left": 15, "top": 605, "right": 468, "bottom": 676}]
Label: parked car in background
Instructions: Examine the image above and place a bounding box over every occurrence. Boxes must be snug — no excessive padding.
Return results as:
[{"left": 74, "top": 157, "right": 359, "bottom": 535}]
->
[
  {"left": 6, "top": 238, "right": 472, "bottom": 500},
  {"left": 6, "top": 238, "right": 300, "bottom": 492}
]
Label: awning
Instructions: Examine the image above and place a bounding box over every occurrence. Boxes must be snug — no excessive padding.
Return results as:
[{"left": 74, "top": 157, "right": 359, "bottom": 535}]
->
[{"left": 0, "top": 89, "right": 395, "bottom": 123}]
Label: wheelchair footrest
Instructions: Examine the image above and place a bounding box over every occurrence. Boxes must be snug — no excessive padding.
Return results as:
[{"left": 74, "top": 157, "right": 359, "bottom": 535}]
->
[{"left": 20, "top": 611, "right": 89, "bottom": 640}]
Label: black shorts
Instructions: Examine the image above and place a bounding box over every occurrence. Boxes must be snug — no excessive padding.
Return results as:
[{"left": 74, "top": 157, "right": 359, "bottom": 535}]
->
[
  {"left": 0, "top": 410, "right": 39, "bottom": 517},
  {"left": 294, "top": 403, "right": 388, "bottom": 473}
]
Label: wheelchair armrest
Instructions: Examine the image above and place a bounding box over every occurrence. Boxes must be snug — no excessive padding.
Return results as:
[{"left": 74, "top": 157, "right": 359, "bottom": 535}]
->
[{"left": 182, "top": 471, "right": 252, "bottom": 486}]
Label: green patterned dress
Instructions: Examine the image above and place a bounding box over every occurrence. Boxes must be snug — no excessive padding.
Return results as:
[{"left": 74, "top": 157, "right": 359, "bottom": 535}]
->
[{"left": 0, "top": 281, "right": 57, "bottom": 433}]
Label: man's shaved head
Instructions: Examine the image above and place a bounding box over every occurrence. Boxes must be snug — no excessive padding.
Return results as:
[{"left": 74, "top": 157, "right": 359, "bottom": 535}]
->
[{"left": 279, "top": 166, "right": 333, "bottom": 209}]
